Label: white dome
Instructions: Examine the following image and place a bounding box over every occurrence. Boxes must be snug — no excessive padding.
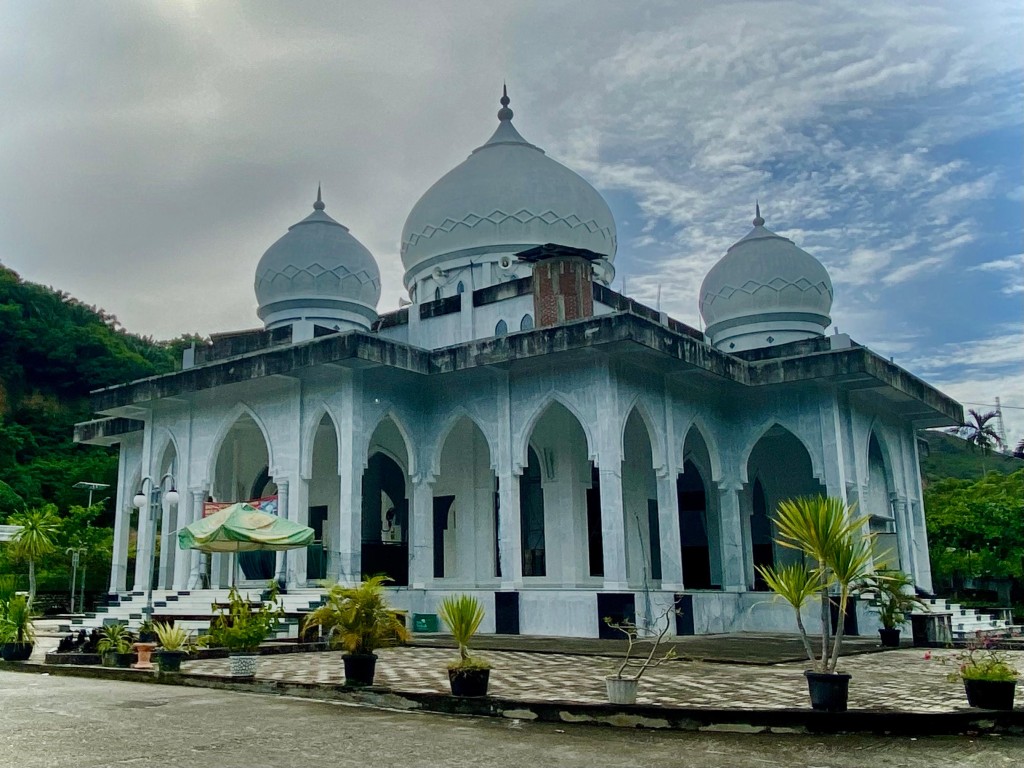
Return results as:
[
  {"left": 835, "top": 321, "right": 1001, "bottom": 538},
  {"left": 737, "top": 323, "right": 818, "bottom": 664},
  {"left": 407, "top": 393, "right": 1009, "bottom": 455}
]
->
[
  {"left": 699, "top": 207, "right": 833, "bottom": 352},
  {"left": 400, "top": 89, "right": 617, "bottom": 287},
  {"left": 255, "top": 189, "right": 381, "bottom": 331}
]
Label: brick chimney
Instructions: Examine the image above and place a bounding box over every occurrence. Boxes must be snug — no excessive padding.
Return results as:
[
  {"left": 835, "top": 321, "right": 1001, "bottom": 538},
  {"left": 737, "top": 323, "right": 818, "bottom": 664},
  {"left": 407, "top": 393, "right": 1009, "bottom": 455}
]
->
[{"left": 517, "top": 243, "right": 603, "bottom": 328}]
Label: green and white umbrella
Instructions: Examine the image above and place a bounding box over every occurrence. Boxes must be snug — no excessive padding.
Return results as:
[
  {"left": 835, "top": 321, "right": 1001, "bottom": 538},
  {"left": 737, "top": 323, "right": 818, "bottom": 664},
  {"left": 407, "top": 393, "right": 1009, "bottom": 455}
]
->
[{"left": 178, "top": 502, "right": 313, "bottom": 553}]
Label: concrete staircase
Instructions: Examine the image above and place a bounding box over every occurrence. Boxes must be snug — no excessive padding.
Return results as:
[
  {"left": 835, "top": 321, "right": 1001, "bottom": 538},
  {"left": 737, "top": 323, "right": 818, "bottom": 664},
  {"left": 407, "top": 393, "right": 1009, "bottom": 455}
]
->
[
  {"left": 58, "top": 587, "right": 328, "bottom": 640},
  {"left": 918, "top": 597, "right": 1018, "bottom": 640}
]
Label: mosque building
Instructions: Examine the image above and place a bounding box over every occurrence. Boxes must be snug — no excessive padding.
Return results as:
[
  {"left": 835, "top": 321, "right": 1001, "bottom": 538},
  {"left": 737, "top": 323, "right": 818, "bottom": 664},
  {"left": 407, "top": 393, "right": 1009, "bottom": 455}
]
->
[{"left": 75, "top": 90, "right": 961, "bottom": 637}]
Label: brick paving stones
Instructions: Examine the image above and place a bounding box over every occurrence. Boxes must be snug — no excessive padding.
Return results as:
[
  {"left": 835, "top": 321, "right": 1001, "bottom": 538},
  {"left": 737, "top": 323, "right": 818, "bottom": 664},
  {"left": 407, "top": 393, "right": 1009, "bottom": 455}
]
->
[{"left": 180, "top": 646, "right": 1024, "bottom": 712}]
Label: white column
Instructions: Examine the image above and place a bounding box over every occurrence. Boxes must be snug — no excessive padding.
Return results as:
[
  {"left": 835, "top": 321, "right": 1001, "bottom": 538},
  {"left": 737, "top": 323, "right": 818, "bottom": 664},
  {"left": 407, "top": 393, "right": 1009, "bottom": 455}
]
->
[
  {"left": 409, "top": 475, "right": 434, "bottom": 589},
  {"left": 273, "top": 479, "right": 294, "bottom": 586},
  {"left": 497, "top": 469, "right": 523, "bottom": 589},
  {"left": 716, "top": 481, "right": 747, "bottom": 590},
  {"left": 656, "top": 469, "right": 684, "bottom": 591},
  {"left": 134, "top": 493, "right": 153, "bottom": 592},
  {"left": 171, "top": 490, "right": 194, "bottom": 590},
  {"left": 334, "top": 389, "right": 362, "bottom": 585},
  {"left": 598, "top": 467, "right": 628, "bottom": 590},
  {"left": 109, "top": 441, "right": 131, "bottom": 593},
  {"left": 186, "top": 490, "right": 206, "bottom": 589},
  {"left": 157, "top": 494, "right": 173, "bottom": 589}
]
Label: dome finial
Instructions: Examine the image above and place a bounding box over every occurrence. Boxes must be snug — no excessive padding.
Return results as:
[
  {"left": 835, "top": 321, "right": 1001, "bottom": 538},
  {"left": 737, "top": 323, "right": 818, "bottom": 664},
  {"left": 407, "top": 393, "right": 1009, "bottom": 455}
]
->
[
  {"left": 498, "top": 83, "right": 513, "bottom": 121},
  {"left": 314, "top": 183, "right": 325, "bottom": 211},
  {"left": 753, "top": 200, "right": 764, "bottom": 227}
]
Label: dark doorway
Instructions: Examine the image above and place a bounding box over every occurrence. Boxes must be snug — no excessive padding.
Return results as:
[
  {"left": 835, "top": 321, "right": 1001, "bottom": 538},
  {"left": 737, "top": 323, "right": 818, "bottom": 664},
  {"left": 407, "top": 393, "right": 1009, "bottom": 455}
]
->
[
  {"left": 361, "top": 453, "right": 409, "bottom": 585},
  {"left": 586, "top": 464, "right": 604, "bottom": 577},
  {"left": 678, "top": 461, "right": 712, "bottom": 589},
  {"left": 520, "top": 447, "right": 546, "bottom": 577}
]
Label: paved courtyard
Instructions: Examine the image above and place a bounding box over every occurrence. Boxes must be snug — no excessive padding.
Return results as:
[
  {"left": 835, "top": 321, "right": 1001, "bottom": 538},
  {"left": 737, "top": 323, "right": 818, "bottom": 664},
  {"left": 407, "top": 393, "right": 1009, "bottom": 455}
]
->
[{"left": 180, "top": 646, "right": 1024, "bottom": 713}]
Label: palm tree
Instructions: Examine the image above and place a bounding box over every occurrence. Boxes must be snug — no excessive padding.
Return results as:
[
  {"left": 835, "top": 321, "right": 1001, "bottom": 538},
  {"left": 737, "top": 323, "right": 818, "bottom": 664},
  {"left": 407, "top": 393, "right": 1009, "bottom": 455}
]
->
[
  {"left": 8, "top": 506, "right": 61, "bottom": 606},
  {"left": 955, "top": 409, "right": 1004, "bottom": 474}
]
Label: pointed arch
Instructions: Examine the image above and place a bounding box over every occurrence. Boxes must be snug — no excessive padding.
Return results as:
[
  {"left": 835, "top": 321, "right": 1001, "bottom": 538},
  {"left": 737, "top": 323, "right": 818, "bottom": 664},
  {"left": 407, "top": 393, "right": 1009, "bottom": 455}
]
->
[
  {"left": 516, "top": 392, "right": 596, "bottom": 471},
  {"left": 738, "top": 419, "right": 823, "bottom": 485},
  {"left": 361, "top": 408, "right": 416, "bottom": 477},
  {"left": 861, "top": 418, "right": 899, "bottom": 488},
  {"left": 677, "top": 416, "right": 724, "bottom": 483},
  {"left": 151, "top": 428, "right": 180, "bottom": 477},
  {"left": 300, "top": 403, "right": 342, "bottom": 480},
  {"left": 620, "top": 395, "right": 666, "bottom": 476},
  {"left": 205, "top": 402, "right": 276, "bottom": 487},
  {"left": 430, "top": 407, "right": 496, "bottom": 479}
]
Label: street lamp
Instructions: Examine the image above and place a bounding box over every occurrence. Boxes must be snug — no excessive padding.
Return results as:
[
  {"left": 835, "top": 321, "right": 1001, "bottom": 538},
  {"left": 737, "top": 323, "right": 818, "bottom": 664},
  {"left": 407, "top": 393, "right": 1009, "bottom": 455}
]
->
[
  {"left": 133, "top": 474, "right": 179, "bottom": 622},
  {"left": 73, "top": 481, "right": 110, "bottom": 508},
  {"left": 66, "top": 545, "right": 87, "bottom": 613}
]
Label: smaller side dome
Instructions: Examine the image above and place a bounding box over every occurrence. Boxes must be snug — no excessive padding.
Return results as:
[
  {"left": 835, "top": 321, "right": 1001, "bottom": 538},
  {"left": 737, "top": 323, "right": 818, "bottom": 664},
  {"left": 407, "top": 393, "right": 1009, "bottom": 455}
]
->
[
  {"left": 699, "top": 206, "right": 833, "bottom": 352},
  {"left": 255, "top": 187, "right": 381, "bottom": 332}
]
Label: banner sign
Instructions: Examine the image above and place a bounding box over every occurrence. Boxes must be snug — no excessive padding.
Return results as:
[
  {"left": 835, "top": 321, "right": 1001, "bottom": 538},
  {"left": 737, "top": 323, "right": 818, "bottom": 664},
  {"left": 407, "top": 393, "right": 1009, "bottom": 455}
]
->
[{"left": 203, "top": 495, "right": 279, "bottom": 518}]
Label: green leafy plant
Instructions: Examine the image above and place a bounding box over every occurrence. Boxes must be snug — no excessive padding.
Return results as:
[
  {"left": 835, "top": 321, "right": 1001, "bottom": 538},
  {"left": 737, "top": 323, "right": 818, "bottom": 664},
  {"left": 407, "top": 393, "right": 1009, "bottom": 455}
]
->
[
  {"left": 7, "top": 506, "right": 60, "bottom": 605},
  {"left": 96, "top": 623, "right": 133, "bottom": 655},
  {"left": 945, "top": 636, "right": 1019, "bottom": 683},
  {"left": 205, "top": 587, "right": 284, "bottom": 653},
  {"left": 858, "top": 568, "right": 928, "bottom": 629},
  {"left": 154, "top": 621, "right": 202, "bottom": 653},
  {"left": 302, "top": 576, "right": 409, "bottom": 655},
  {"left": 0, "top": 594, "right": 35, "bottom": 645},
  {"left": 605, "top": 602, "right": 679, "bottom": 681},
  {"left": 757, "top": 496, "right": 875, "bottom": 674},
  {"left": 438, "top": 594, "right": 489, "bottom": 671}
]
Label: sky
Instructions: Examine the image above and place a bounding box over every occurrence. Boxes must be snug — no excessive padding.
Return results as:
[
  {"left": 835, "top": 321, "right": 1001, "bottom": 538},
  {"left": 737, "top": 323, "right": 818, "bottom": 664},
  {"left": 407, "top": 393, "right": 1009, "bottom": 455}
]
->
[{"left": 1, "top": 1, "right": 1021, "bottom": 442}]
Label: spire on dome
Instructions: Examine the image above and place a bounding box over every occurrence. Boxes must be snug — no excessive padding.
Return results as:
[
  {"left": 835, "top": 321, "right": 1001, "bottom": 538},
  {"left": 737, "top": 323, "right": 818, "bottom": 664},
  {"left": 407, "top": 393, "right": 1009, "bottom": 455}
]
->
[
  {"left": 497, "top": 83, "right": 513, "bottom": 122},
  {"left": 753, "top": 201, "right": 764, "bottom": 227},
  {"left": 314, "top": 184, "right": 325, "bottom": 211}
]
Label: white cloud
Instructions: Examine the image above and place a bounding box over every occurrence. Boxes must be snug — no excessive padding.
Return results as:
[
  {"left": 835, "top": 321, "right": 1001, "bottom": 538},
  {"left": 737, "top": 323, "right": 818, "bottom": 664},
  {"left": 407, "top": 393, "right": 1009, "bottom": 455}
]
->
[{"left": 971, "top": 253, "right": 1024, "bottom": 295}]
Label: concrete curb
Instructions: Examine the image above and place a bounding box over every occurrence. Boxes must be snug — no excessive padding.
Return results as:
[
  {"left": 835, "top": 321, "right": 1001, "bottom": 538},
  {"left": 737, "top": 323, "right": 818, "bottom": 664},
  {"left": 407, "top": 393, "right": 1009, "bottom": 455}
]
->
[{"left": 3, "top": 661, "right": 1022, "bottom": 737}]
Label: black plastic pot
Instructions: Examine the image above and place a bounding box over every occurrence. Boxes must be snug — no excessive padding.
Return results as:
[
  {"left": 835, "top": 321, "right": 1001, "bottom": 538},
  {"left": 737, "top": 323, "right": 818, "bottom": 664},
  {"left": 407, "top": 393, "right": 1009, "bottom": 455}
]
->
[
  {"left": 343, "top": 653, "right": 377, "bottom": 686},
  {"left": 157, "top": 650, "right": 186, "bottom": 673},
  {"left": 879, "top": 628, "right": 901, "bottom": 647},
  {"left": 804, "top": 670, "right": 852, "bottom": 712},
  {"left": 448, "top": 667, "right": 490, "bottom": 697},
  {"left": 138, "top": 631, "right": 158, "bottom": 644},
  {"left": 0, "top": 642, "right": 33, "bottom": 662},
  {"left": 963, "top": 678, "right": 1016, "bottom": 710}
]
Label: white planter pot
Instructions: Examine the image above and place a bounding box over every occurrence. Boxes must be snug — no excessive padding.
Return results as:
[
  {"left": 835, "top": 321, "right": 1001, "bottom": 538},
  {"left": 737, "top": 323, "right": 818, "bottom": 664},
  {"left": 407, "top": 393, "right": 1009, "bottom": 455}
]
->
[
  {"left": 605, "top": 676, "right": 638, "bottom": 705},
  {"left": 229, "top": 653, "right": 259, "bottom": 678}
]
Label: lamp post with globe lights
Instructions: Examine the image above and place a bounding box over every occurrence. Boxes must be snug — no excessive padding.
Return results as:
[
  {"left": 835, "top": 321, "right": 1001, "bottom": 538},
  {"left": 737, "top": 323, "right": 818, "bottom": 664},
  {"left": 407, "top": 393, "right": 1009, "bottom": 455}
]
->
[{"left": 133, "top": 474, "right": 179, "bottom": 622}]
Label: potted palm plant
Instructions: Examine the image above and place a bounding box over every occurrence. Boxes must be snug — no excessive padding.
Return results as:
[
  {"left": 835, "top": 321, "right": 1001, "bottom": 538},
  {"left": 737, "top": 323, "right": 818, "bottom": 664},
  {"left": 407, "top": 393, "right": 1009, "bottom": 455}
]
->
[
  {"left": 302, "top": 576, "right": 409, "bottom": 686},
  {"left": 205, "top": 586, "right": 284, "bottom": 678},
  {"left": 757, "top": 496, "right": 875, "bottom": 713},
  {"left": 0, "top": 594, "right": 36, "bottom": 662},
  {"left": 946, "top": 636, "right": 1018, "bottom": 710},
  {"left": 603, "top": 602, "right": 679, "bottom": 705},
  {"left": 859, "top": 568, "right": 927, "bottom": 647},
  {"left": 154, "top": 621, "right": 202, "bottom": 673},
  {"left": 438, "top": 594, "right": 490, "bottom": 697},
  {"left": 97, "top": 623, "right": 135, "bottom": 668}
]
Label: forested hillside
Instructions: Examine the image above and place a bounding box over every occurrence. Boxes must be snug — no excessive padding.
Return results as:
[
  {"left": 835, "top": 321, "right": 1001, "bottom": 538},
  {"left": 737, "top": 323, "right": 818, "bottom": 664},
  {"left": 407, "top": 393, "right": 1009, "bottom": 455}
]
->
[{"left": 0, "top": 263, "right": 193, "bottom": 516}]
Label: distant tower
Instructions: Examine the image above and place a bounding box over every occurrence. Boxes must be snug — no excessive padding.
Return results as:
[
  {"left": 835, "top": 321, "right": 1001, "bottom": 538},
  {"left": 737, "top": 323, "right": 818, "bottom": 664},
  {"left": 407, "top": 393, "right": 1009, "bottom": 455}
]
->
[{"left": 995, "top": 397, "right": 1009, "bottom": 452}]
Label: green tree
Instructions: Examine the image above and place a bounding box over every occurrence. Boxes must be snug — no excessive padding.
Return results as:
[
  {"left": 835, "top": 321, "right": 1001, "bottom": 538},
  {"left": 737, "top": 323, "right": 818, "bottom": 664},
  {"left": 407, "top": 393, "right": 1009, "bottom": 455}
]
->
[
  {"left": 7, "top": 504, "right": 61, "bottom": 604},
  {"left": 925, "top": 470, "right": 1024, "bottom": 586},
  {"left": 952, "top": 409, "right": 1004, "bottom": 475},
  {"left": 0, "top": 479, "right": 24, "bottom": 521}
]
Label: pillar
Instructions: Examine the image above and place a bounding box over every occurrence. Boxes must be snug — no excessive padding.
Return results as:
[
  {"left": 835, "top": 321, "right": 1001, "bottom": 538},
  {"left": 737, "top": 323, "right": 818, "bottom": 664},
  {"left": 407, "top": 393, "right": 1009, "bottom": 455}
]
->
[
  {"left": 598, "top": 467, "right": 628, "bottom": 590},
  {"left": 716, "top": 481, "right": 747, "bottom": 591},
  {"left": 186, "top": 490, "right": 206, "bottom": 589},
  {"left": 497, "top": 470, "right": 523, "bottom": 589},
  {"left": 656, "top": 469, "right": 684, "bottom": 591},
  {"left": 409, "top": 475, "right": 434, "bottom": 589},
  {"left": 109, "top": 442, "right": 132, "bottom": 593}
]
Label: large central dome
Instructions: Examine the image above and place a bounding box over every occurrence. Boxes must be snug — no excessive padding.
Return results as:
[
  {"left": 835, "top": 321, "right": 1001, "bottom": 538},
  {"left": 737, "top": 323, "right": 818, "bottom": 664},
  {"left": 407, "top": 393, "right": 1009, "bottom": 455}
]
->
[{"left": 400, "top": 89, "right": 617, "bottom": 288}]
